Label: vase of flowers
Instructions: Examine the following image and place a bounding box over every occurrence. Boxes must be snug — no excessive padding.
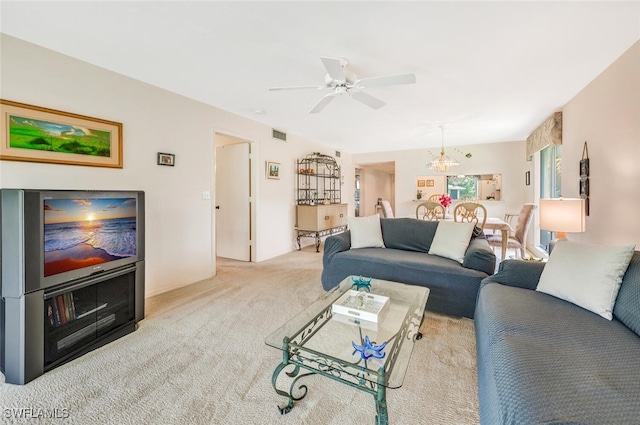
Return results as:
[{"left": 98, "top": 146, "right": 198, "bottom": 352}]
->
[{"left": 439, "top": 194, "right": 452, "bottom": 208}]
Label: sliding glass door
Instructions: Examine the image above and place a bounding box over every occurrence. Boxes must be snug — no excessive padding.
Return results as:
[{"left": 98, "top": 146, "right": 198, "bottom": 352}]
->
[{"left": 539, "top": 145, "right": 562, "bottom": 249}]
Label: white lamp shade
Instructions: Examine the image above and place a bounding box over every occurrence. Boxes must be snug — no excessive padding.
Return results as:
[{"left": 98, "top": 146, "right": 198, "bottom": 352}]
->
[{"left": 539, "top": 198, "right": 586, "bottom": 233}]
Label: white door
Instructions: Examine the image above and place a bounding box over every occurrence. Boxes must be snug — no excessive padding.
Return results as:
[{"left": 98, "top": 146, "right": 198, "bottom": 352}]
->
[{"left": 216, "top": 142, "right": 251, "bottom": 261}]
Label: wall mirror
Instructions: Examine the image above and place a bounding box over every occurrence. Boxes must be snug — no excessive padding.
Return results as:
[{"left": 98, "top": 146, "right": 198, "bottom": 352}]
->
[{"left": 416, "top": 174, "right": 502, "bottom": 201}]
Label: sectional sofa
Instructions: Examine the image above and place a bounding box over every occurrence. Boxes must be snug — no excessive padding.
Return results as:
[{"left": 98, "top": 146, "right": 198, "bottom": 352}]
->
[
  {"left": 475, "top": 248, "right": 640, "bottom": 424},
  {"left": 321, "top": 218, "right": 496, "bottom": 319}
]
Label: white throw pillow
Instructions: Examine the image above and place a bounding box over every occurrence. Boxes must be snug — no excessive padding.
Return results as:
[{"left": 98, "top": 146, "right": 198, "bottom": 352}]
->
[
  {"left": 348, "top": 214, "right": 385, "bottom": 249},
  {"left": 428, "top": 221, "right": 475, "bottom": 263},
  {"left": 536, "top": 240, "right": 635, "bottom": 320}
]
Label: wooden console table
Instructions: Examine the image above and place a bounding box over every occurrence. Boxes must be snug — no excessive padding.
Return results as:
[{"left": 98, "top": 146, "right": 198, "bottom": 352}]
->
[{"left": 296, "top": 204, "right": 348, "bottom": 252}]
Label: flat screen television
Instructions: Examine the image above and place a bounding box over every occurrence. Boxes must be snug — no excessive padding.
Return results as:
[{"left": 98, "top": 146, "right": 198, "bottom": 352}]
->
[{"left": 0, "top": 189, "right": 145, "bottom": 294}]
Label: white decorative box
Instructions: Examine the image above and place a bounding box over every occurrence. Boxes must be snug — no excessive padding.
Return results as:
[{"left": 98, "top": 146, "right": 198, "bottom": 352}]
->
[
  {"left": 331, "top": 290, "right": 390, "bottom": 323},
  {"left": 331, "top": 312, "right": 380, "bottom": 331}
]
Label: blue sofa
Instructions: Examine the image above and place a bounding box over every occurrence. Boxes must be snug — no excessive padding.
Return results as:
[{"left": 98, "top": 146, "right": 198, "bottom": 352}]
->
[
  {"left": 475, "top": 252, "right": 640, "bottom": 424},
  {"left": 321, "top": 218, "right": 496, "bottom": 319}
]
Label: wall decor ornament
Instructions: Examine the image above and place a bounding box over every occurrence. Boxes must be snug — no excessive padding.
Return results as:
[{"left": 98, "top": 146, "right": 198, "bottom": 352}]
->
[
  {"left": 579, "top": 141, "right": 590, "bottom": 216},
  {"left": 266, "top": 161, "right": 280, "bottom": 179},
  {"left": 157, "top": 152, "right": 175, "bottom": 166},
  {"left": 0, "top": 99, "right": 123, "bottom": 168}
]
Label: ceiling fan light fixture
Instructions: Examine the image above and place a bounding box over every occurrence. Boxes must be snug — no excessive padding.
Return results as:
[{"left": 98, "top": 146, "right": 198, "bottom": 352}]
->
[
  {"left": 427, "top": 126, "right": 459, "bottom": 172},
  {"left": 269, "top": 56, "right": 416, "bottom": 114}
]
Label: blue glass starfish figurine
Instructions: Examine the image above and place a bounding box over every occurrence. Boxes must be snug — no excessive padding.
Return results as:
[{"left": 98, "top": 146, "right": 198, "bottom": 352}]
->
[
  {"left": 351, "top": 275, "right": 372, "bottom": 292},
  {"left": 352, "top": 335, "right": 387, "bottom": 360}
]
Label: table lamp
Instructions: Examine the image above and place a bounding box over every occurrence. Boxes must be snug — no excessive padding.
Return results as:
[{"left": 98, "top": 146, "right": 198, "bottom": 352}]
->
[{"left": 539, "top": 198, "right": 586, "bottom": 251}]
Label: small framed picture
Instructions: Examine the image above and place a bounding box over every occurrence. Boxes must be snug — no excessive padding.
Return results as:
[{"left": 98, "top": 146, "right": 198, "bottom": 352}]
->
[
  {"left": 157, "top": 152, "right": 175, "bottom": 166},
  {"left": 580, "top": 178, "right": 589, "bottom": 197},
  {"left": 426, "top": 179, "right": 435, "bottom": 187},
  {"left": 417, "top": 179, "right": 426, "bottom": 187},
  {"left": 266, "top": 161, "right": 280, "bottom": 179},
  {"left": 580, "top": 158, "right": 589, "bottom": 178}
]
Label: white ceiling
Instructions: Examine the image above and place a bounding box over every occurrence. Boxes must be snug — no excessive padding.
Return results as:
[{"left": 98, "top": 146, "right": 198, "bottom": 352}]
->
[{"left": 1, "top": 1, "right": 638, "bottom": 154}]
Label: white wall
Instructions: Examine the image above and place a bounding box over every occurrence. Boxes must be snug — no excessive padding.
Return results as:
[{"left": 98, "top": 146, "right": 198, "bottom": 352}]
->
[
  {"left": 255, "top": 137, "right": 353, "bottom": 256},
  {"left": 561, "top": 40, "right": 640, "bottom": 248},
  {"left": 353, "top": 141, "right": 529, "bottom": 220},
  {"left": 0, "top": 34, "right": 348, "bottom": 297}
]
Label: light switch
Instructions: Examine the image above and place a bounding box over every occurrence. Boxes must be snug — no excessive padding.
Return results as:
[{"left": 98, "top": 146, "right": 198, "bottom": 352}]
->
[{"left": 202, "top": 191, "right": 211, "bottom": 200}]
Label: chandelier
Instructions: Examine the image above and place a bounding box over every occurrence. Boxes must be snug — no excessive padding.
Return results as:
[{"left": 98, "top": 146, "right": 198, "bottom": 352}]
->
[{"left": 427, "top": 126, "right": 459, "bottom": 172}]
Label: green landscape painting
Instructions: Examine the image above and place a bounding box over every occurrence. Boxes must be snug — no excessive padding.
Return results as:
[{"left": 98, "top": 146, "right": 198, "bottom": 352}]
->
[{"left": 8, "top": 115, "right": 111, "bottom": 157}]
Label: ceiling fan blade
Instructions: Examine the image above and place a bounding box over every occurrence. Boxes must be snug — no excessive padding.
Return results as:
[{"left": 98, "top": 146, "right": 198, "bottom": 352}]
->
[
  {"left": 268, "top": 85, "right": 322, "bottom": 91},
  {"left": 357, "top": 73, "right": 416, "bottom": 88},
  {"left": 309, "top": 94, "right": 336, "bottom": 114},
  {"left": 320, "top": 57, "right": 346, "bottom": 82},
  {"left": 351, "top": 91, "right": 386, "bottom": 110}
]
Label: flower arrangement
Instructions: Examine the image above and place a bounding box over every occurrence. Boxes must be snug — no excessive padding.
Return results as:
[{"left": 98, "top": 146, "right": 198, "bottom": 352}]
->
[{"left": 439, "top": 194, "right": 452, "bottom": 208}]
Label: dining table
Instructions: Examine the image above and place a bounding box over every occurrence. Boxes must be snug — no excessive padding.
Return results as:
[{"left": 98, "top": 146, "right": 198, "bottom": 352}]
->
[{"left": 482, "top": 217, "right": 513, "bottom": 260}]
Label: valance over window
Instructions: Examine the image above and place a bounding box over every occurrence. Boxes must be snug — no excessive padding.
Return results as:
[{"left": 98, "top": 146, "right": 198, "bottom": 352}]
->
[{"left": 526, "top": 112, "right": 562, "bottom": 159}]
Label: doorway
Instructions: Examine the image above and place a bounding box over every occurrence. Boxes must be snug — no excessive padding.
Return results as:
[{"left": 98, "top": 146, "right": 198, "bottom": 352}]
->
[
  {"left": 355, "top": 162, "right": 395, "bottom": 217},
  {"left": 215, "top": 134, "right": 252, "bottom": 262}
]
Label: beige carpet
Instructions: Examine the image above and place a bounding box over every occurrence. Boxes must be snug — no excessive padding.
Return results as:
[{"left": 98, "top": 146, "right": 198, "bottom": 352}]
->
[{"left": 0, "top": 247, "right": 479, "bottom": 424}]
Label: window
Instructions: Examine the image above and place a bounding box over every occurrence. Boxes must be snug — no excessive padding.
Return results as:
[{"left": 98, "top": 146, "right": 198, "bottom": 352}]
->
[
  {"left": 447, "top": 175, "right": 480, "bottom": 200},
  {"left": 539, "top": 145, "right": 562, "bottom": 249}
]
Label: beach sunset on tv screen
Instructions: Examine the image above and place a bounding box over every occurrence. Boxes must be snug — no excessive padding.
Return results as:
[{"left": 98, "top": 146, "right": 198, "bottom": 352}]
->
[{"left": 44, "top": 198, "right": 136, "bottom": 277}]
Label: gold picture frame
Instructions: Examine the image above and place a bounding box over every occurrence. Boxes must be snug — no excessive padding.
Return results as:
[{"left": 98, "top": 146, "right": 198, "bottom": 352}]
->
[
  {"left": 426, "top": 179, "right": 435, "bottom": 187},
  {"left": 0, "top": 99, "right": 123, "bottom": 168},
  {"left": 417, "top": 179, "right": 426, "bottom": 187}
]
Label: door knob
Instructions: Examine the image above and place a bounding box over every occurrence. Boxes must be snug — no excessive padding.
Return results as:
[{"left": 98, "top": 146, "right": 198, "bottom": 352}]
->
[{"left": 215, "top": 206, "right": 220, "bottom": 210}]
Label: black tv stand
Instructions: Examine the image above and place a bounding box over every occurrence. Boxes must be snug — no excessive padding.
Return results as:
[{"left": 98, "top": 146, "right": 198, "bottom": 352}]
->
[{"left": 1, "top": 262, "right": 145, "bottom": 384}]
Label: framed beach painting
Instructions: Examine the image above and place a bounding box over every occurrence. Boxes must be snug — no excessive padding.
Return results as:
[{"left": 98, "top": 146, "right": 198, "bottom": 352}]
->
[
  {"left": 267, "top": 161, "right": 280, "bottom": 180},
  {"left": 0, "top": 99, "right": 123, "bottom": 168}
]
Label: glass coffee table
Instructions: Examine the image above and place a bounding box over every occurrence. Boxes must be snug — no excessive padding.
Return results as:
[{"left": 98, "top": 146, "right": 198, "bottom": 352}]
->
[{"left": 265, "top": 276, "right": 430, "bottom": 425}]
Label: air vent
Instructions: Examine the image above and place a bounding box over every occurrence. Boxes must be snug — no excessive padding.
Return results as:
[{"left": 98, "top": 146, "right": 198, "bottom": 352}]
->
[{"left": 272, "top": 129, "right": 287, "bottom": 142}]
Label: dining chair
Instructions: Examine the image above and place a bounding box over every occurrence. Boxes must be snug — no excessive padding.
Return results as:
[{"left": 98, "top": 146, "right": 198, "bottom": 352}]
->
[
  {"left": 503, "top": 211, "right": 519, "bottom": 228},
  {"left": 416, "top": 202, "right": 445, "bottom": 221},
  {"left": 380, "top": 200, "right": 394, "bottom": 218},
  {"left": 427, "top": 194, "right": 442, "bottom": 202},
  {"left": 486, "top": 203, "right": 537, "bottom": 258},
  {"left": 453, "top": 202, "right": 487, "bottom": 229}
]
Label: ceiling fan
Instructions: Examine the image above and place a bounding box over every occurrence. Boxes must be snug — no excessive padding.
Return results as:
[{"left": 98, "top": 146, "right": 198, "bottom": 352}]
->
[{"left": 268, "top": 57, "right": 416, "bottom": 114}]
